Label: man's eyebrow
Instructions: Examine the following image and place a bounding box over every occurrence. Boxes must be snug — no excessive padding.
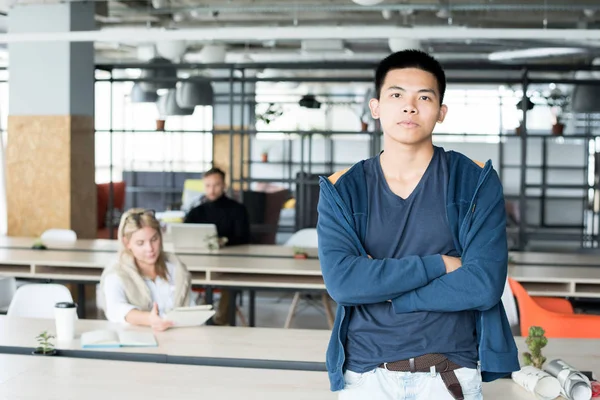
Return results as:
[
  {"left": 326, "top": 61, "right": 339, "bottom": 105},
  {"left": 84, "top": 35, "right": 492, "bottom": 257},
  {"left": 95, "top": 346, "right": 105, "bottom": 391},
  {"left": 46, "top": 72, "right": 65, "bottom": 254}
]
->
[{"left": 385, "top": 85, "right": 438, "bottom": 97}]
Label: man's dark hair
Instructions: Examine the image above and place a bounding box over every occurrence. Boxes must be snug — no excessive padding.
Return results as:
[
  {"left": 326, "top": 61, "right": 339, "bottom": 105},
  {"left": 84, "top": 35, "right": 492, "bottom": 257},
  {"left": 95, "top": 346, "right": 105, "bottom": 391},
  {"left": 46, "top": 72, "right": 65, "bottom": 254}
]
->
[
  {"left": 375, "top": 49, "right": 446, "bottom": 105},
  {"left": 204, "top": 167, "right": 226, "bottom": 181}
]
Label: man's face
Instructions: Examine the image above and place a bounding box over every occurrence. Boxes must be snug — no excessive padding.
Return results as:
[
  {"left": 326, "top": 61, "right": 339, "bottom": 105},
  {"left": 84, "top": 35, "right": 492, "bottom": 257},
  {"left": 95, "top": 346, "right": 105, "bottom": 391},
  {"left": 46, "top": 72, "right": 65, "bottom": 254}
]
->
[
  {"left": 203, "top": 174, "right": 225, "bottom": 202},
  {"left": 369, "top": 67, "right": 448, "bottom": 147}
]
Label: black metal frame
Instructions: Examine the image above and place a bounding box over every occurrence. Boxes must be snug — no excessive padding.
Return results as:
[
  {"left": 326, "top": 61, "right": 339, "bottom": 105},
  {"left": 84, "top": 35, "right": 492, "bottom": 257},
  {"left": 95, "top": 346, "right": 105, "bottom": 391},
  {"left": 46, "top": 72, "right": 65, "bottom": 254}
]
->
[{"left": 95, "top": 61, "right": 600, "bottom": 249}]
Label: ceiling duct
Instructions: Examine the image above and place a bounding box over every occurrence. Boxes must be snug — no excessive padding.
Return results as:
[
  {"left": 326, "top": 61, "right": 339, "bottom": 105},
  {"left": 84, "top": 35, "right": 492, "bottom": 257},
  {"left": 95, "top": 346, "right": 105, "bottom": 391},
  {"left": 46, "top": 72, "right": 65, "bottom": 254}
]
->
[
  {"left": 352, "top": 0, "right": 384, "bottom": 5},
  {"left": 155, "top": 40, "right": 188, "bottom": 61},
  {"left": 388, "top": 38, "right": 421, "bottom": 52}
]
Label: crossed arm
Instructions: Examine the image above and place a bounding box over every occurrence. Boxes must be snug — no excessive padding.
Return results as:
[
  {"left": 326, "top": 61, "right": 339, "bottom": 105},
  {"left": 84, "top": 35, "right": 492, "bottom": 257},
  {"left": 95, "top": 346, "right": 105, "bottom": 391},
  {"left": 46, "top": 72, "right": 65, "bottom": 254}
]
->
[
  {"left": 317, "top": 192, "right": 463, "bottom": 306},
  {"left": 318, "top": 175, "right": 507, "bottom": 312}
]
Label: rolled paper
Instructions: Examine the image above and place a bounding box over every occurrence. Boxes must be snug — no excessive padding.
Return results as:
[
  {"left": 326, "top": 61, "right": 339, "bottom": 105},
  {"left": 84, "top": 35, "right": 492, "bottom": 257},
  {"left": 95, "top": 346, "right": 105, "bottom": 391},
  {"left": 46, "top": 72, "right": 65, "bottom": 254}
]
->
[
  {"left": 545, "top": 359, "right": 592, "bottom": 400},
  {"left": 512, "top": 366, "right": 562, "bottom": 400}
]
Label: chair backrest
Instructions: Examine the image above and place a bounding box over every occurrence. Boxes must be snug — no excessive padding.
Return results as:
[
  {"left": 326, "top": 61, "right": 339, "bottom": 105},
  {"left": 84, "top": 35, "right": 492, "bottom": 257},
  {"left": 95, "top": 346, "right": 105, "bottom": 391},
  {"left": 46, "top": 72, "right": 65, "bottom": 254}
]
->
[
  {"left": 182, "top": 179, "right": 205, "bottom": 211},
  {"left": 0, "top": 277, "right": 17, "bottom": 312},
  {"left": 7, "top": 284, "right": 75, "bottom": 318},
  {"left": 508, "top": 278, "right": 543, "bottom": 336},
  {"left": 96, "top": 181, "right": 127, "bottom": 229},
  {"left": 501, "top": 278, "right": 520, "bottom": 334},
  {"left": 285, "top": 228, "right": 318, "bottom": 248},
  {"left": 41, "top": 229, "right": 77, "bottom": 243}
]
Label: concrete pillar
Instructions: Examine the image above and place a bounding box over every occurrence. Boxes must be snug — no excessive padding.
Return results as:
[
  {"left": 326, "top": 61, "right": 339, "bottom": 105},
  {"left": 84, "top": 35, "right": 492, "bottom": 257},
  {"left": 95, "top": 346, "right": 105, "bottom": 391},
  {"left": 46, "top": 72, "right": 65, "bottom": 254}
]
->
[{"left": 6, "top": 3, "right": 97, "bottom": 238}]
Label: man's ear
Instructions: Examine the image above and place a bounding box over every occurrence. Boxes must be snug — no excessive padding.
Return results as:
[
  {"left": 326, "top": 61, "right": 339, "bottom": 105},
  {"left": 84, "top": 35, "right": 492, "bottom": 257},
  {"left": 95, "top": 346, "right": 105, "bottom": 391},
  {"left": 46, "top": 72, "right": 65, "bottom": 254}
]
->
[
  {"left": 369, "top": 98, "right": 380, "bottom": 120},
  {"left": 437, "top": 104, "right": 448, "bottom": 123}
]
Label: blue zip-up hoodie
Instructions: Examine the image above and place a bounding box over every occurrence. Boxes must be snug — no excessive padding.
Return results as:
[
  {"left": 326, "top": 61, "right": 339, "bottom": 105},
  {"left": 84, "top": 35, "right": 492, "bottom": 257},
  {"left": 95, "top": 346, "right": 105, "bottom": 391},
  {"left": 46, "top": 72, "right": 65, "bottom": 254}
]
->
[{"left": 317, "top": 149, "right": 520, "bottom": 392}]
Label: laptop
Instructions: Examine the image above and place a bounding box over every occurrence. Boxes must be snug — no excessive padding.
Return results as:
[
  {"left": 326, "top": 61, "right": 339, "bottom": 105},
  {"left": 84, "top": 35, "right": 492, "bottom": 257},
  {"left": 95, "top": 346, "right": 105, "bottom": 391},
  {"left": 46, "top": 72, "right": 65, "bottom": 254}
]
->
[{"left": 169, "top": 223, "right": 218, "bottom": 251}]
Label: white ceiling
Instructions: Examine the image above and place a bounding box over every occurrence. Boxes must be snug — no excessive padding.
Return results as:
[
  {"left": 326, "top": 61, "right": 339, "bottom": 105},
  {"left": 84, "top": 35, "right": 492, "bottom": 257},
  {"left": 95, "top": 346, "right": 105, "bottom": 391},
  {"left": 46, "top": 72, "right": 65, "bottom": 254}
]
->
[{"left": 5, "top": 0, "right": 600, "bottom": 65}]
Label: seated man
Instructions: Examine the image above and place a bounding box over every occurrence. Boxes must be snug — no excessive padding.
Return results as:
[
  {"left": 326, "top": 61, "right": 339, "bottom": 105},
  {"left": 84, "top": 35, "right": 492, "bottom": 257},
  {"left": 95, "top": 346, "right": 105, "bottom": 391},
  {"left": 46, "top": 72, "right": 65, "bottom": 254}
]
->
[{"left": 184, "top": 167, "right": 250, "bottom": 325}]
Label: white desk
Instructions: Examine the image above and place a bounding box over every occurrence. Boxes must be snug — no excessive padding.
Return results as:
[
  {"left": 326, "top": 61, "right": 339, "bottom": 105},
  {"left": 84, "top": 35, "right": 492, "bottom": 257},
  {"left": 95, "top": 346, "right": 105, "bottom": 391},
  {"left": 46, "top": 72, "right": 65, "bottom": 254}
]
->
[
  {"left": 0, "top": 316, "right": 328, "bottom": 368},
  {"left": 2, "top": 317, "right": 599, "bottom": 372},
  {"left": 0, "top": 354, "right": 594, "bottom": 400},
  {"left": 510, "top": 251, "right": 600, "bottom": 267},
  {"left": 0, "top": 354, "right": 334, "bottom": 400},
  {"left": 0, "top": 248, "right": 324, "bottom": 290},
  {"left": 0, "top": 236, "right": 319, "bottom": 258},
  {"left": 1, "top": 318, "right": 599, "bottom": 400},
  {"left": 509, "top": 264, "right": 600, "bottom": 298},
  {"left": 1, "top": 247, "right": 600, "bottom": 310}
]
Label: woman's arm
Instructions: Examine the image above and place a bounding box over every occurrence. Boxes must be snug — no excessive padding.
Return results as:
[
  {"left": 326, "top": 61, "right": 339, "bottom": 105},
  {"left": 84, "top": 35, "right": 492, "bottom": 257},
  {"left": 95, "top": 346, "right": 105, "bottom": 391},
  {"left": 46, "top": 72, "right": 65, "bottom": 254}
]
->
[
  {"left": 125, "top": 303, "right": 173, "bottom": 331},
  {"left": 103, "top": 274, "right": 173, "bottom": 331}
]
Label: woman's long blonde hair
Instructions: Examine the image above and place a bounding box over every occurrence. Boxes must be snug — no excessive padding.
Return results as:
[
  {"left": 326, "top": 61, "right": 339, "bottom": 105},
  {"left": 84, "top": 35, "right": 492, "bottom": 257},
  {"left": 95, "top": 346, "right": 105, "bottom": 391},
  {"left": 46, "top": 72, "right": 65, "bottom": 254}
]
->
[{"left": 118, "top": 208, "right": 168, "bottom": 280}]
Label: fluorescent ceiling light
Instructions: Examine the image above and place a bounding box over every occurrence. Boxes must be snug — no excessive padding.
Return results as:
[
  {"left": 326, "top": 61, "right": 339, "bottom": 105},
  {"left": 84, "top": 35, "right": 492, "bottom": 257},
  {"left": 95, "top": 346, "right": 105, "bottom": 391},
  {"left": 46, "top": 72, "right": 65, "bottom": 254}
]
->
[{"left": 488, "top": 47, "right": 587, "bottom": 61}]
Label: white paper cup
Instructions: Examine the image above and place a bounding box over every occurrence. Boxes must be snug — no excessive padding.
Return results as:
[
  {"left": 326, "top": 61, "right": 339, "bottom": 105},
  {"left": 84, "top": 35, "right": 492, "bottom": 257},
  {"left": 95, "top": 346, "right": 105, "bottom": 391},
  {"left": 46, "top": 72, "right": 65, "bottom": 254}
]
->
[{"left": 54, "top": 302, "right": 77, "bottom": 341}]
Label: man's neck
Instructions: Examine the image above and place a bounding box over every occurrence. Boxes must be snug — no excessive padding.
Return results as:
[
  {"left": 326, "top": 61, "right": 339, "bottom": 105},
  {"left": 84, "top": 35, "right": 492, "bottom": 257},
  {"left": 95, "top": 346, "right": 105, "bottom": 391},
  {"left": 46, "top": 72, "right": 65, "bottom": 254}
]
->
[{"left": 379, "top": 139, "right": 434, "bottom": 180}]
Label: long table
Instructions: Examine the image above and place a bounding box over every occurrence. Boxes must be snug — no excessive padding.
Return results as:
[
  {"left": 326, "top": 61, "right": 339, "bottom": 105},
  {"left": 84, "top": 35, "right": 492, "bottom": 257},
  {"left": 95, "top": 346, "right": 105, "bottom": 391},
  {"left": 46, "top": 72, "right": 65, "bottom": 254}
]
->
[
  {"left": 1, "top": 244, "right": 600, "bottom": 324},
  {"left": 0, "top": 236, "right": 319, "bottom": 258},
  {"left": 0, "top": 354, "right": 334, "bottom": 400},
  {"left": 0, "top": 247, "right": 324, "bottom": 322},
  {"left": 2, "top": 247, "right": 600, "bottom": 299},
  {"left": 0, "top": 353, "right": 586, "bottom": 400},
  {"left": 0, "top": 319, "right": 598, "bottom": 400},
  {"left": 0, "top": 316, "right": 598, "bottom": 375},
  {"left": 0, "top": 316, "right": 328, "bottom": 370},
  {"left": 0, "top": 353, "right": 592, "bottom": 400}
]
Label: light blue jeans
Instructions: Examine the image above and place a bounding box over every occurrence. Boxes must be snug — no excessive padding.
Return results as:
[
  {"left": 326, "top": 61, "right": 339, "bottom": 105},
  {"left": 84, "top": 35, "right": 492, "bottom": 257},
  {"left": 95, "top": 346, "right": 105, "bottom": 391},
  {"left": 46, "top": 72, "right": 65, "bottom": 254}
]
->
[{"left": 339, "top": 366, "right": 483, "bottom": 400}]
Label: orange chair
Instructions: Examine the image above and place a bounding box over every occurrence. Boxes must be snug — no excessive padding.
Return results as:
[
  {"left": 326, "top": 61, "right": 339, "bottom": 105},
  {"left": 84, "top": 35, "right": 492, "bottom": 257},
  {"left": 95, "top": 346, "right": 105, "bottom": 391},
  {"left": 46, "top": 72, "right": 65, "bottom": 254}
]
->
[{"left": 508, "top": 278, "right": 600, "bottom": 338}]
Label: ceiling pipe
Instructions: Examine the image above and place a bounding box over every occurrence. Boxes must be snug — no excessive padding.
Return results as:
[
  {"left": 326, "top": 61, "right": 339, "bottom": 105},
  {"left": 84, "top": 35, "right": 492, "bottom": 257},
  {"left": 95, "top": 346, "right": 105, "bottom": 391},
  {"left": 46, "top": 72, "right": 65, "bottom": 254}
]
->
[
  {"left": 3, "top": 26, "right": 600, "bottom": 43},
  {"left": 106, "top": 3, "right": 600, "bottom": 16}
]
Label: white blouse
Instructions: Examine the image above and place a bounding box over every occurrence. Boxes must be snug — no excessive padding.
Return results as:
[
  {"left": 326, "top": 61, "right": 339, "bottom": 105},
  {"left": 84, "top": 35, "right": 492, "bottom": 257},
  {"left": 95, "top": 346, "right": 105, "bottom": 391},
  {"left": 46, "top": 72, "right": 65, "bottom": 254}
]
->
[{"left": 103, "top": 262, "right": 195, "bottom": 323}]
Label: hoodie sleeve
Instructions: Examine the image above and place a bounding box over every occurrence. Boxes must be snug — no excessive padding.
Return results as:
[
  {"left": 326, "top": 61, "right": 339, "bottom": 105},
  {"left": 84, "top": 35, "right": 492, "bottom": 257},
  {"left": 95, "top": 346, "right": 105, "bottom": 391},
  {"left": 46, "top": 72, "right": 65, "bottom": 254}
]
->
[
  {"left": 391, "top": 171, "right": 508, "bottom": 313},
  {"left": 318, "top": 182, "right": 446, "bottom": 306}
]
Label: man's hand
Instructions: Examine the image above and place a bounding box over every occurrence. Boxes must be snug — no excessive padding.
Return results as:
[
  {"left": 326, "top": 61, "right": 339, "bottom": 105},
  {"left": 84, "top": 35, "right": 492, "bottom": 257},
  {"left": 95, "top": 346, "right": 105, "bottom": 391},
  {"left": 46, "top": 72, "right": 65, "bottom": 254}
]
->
[{"left": 442, "top": 255, "right": 462, "bottom": 273}]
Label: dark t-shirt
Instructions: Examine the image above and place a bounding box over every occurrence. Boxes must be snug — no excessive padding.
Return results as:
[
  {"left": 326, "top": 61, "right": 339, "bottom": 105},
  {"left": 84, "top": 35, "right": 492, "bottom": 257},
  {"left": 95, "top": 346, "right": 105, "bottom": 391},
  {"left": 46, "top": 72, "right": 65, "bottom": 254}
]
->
[{"left": 345, "top": 147, "right": 478, "bottom": 373}]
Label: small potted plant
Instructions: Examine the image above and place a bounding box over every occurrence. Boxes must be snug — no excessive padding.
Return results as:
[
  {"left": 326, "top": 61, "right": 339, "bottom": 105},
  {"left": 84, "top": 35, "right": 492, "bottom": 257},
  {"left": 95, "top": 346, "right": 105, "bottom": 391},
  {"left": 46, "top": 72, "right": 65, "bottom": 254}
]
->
[
  {"left": 204, "top": 234, "right": 221, "bottom": 251},
  {"left": 545, "top": 88, "right": 569, "bottom": 137},
  {"left": 33, "top": 331, "right": 57, "bottom": 356},
  {"left": 293, "top": 246, "right": 308, "bottom": 259},
  {"left": 260, "top": 147, "right": 270, "bottom": 163},
  {"left": 31, "top": 238, "right": 47, "bottom": 250},
  {"left": 522, "top": 326, "right": 548, "bottom": 369}
]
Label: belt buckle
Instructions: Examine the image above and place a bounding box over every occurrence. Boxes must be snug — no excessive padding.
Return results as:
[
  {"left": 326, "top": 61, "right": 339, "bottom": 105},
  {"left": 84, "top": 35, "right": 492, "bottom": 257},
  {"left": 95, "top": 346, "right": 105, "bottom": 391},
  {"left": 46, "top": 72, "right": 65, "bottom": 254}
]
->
[{"left": 409, "top": 358, "right": 416, "bottom": 373}]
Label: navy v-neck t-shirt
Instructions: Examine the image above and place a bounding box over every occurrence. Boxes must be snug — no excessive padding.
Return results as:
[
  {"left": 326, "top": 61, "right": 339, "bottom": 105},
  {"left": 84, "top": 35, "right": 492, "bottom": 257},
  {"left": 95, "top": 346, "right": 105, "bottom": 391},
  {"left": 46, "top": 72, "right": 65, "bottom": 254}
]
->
[{"left": 345, "top": 146, "right": 478, "bottom": 373}]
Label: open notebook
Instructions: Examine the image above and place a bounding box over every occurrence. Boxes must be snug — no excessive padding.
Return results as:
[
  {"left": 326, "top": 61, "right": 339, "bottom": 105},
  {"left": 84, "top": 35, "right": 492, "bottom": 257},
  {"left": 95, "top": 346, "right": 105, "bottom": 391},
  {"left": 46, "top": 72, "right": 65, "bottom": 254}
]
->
[
  {"left": 81, "top": 330, "right": 158, "bottom": 349},
  {"left": 164, "top": 304, "right": 216, "bottom": 328}
]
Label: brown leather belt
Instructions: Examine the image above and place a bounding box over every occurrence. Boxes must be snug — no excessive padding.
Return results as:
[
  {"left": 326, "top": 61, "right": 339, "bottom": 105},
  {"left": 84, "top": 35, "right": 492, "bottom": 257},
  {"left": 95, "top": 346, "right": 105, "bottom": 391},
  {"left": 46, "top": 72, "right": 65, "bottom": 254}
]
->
[{"left": 378, "top": 353, "right": 464, "bottom": 400}]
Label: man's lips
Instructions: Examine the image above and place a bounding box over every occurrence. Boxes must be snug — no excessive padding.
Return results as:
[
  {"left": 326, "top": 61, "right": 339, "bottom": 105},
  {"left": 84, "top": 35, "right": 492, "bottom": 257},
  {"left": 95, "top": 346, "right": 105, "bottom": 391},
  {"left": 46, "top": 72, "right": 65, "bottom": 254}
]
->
[{"left": 398, "top": 120, "right": 420, "bottom": 127}]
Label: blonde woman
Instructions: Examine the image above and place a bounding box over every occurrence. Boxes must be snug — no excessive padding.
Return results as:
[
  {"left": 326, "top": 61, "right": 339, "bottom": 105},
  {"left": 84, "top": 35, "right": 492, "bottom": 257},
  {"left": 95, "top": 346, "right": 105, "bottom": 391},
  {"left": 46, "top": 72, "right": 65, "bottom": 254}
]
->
[{"left": 100, "top": 208, "right": 194, "bottom": 331}]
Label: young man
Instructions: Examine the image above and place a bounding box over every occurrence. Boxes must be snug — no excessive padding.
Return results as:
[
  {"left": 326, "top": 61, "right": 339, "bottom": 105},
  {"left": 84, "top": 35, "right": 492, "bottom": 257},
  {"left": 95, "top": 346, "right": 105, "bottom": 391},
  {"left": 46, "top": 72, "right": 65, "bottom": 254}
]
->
[
  {"left": 317, "top": 50, "right": 519, "bottom": 400},
  {"left": 185, "top": 167, "right": 250, "bottom": 324}
]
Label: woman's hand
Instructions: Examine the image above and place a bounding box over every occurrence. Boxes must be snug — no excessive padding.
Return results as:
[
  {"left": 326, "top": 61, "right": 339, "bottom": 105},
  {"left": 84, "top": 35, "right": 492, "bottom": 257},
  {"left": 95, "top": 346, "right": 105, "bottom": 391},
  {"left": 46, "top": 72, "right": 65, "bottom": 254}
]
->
[{"left": 148, "top": 302, "right": 174, "bottom": 331}]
